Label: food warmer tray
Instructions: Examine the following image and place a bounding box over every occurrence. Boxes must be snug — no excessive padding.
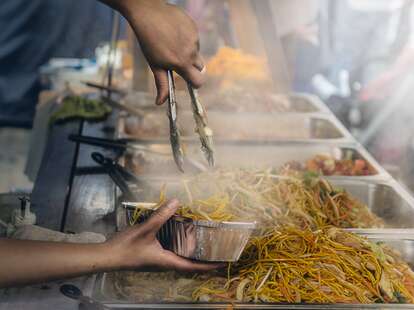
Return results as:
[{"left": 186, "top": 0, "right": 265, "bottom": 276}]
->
[
  {"left": 118, "top": 112, "right": 353, "bottom": 143},
  {"left": 113, "top": 176, "right": 414, "bottom": 230},
  {"left": 101, "top": 93, "right": 414, "bottom": 308},
  {"left": 331, "top": 179, "right": 414, "bottom": 228},
  {"left": 122, "top": 91, "right": 331, "bottom": 114},
  {"left": 121, "top": 141, "right": 389, "bottom": 182},
  {"left": 92, "top": 231, "right": 414, "bottom": 309}
]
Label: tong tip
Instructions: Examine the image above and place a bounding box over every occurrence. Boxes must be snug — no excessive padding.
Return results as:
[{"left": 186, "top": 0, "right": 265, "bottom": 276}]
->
[{"left": 207, "top": 154, "right": 215, "bottom": 168}]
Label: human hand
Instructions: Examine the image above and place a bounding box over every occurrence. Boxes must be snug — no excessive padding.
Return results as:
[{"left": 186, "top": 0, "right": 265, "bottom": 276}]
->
[
  {"left": 112, "top": 0, "right": 205, "bottom": 105},
  {"left": 105, "top": 199, "right": 219, "bottom": 272},
  {"left": 358, "top": 72, "right": 396, "bottom": 102}
]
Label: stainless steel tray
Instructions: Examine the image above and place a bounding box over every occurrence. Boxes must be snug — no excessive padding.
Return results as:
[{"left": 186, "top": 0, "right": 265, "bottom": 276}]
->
[
  {"left": 92, "top": 232, "right": 414, "bottom": 309},
  {"left": 119, "top": 112, "right": 352, "bottom": 143},
  {"left": 123, "top": 91, "right": 331, "bottom": 114},
  {"left": 115, "top": 177, "right": 414, "bottom": 230},
  {"left": 123, "top": 142, "right": 389, "bottom": 181},
  {"left": 330, "top": 179, "right": 414, "bottom": 228},
  {"left": 91, "top": 300, "right": 414, "bottom": 310}
]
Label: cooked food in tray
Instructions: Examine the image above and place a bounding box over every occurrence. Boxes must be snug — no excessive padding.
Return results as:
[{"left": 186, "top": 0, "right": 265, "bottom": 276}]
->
[
  {"left": 129, "top": 169, "right": 384, "bottom": 229},
  {"left": 122, "top": 112, "right": 342, "bottom": 141},
  {"left": 199, "top": 91, "right": 319, "bottom": 113},
  {"left": 281, "top": 155, "right": 376, "bottom": 177},
  {"left": 110, "top": 226, "right": 414, "bottom": 304},
  {"left": 107, "top": 171, "right": 414, "bottom": 304},
  {"left": 124, "top": 90, "right": 321, "bottom": 113},
  {"left": 125, "top": 149, "right": 377, "bottom": 178}
]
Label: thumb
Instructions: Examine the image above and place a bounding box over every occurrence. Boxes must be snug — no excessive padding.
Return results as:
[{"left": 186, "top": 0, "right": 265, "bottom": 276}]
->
[
  {"left": 151, "top": 67, "right": 169, "bottom": 105},
  {"left": 140, "top": 199, "right": 180, "bottom": 235}
]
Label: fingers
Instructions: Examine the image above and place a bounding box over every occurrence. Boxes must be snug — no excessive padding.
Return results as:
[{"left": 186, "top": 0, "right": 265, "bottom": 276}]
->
[
  {"left": 160, "top": 251, "right": 224, "bottom": 272},
  {"left": 176, "top": 52, "right": 206, "bottom": 88},
  {"left": 140, "top": 199, "right": 180, "bottom": 235},
  {"left": 151, "top": 54, "right": 205, "bottom": 103},
  {"left": 151, "top": 67, "right": 169, "bottom": 105},
  {"left": 176, "top": 65, "right": 205, "bottom": 89},
  {"left": 193, "top": 54, "right": 205, "bottom": 73}
]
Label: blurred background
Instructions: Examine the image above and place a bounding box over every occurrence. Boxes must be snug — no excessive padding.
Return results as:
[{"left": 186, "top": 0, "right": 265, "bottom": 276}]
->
[{"left": 2, "top": 0, "right": 414, "bottom": 193}]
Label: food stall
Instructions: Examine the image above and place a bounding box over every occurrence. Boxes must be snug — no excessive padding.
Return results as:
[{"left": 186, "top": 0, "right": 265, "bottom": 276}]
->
[
  {"left": 87, "top": 86, "right": 414, "bottom": 308},
  {"left": 3, "top": 1, "right": 414, "bottom": 309}
]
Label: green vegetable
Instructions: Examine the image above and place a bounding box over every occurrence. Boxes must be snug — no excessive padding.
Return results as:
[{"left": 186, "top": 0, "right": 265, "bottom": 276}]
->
[{"left": 49, "top": 95, "right": 112, "bottom": 124}]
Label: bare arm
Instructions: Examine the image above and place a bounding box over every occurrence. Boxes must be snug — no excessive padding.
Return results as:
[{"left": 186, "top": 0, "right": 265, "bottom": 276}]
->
[
  {"left": 360, "top": 45, "right": 414, "bottom": 101},
  {"left": 0, "top": 200, "right": 217, "bottom": 288},
  {"left": 0, "top": 239, "right": 112, "bottom": 287},
  {"left": 99, "top": 0, "right": 205, "bottom": 105}
]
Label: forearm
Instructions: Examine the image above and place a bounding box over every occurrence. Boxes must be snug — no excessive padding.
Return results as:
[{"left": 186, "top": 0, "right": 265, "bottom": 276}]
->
[
  {"left": 388, "top": 46, "right": 414, "bottom": 78},
  {"left": 0, "top": 239, "right": 116, "bottom": 288},
  {"left": 99, "top": 0, "right": 165, "bottom": 17}
]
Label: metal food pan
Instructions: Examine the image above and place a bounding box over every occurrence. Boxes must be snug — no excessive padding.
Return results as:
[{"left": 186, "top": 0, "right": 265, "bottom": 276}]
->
[
  {"left": 190, "top": 92, "right": 331, "bottom": 114},
  {"left": 123, "top": 142, "right": 388, "bottom": 181},
  {"left": 119, "top": 111, "right": 352, "bottom": 142},
  {"left": 122, "top": 91, "right": 331, "bottom": 114},
  {"left": 92, "top": 233, "right": 414, "bottom": 309},
  {"left": 330, "top": 179, "right": 414, "bottom": 228},
  {"left": 116, "top": 177, "right": 414, "bottom": 230}
]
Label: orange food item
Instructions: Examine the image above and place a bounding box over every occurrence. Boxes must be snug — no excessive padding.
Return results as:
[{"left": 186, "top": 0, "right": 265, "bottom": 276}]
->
[
  {"left": 206, "top": 47, "right": 270, "bottom": 89},
  {"left": 283, "top": 155, "right": 376, "bottom": 176}
]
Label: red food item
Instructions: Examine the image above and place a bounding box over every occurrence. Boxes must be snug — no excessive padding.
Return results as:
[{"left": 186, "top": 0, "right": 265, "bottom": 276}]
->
[
  {"left": 298, "top": 156, "right": 374, "bottom": 176},
  {"left": 352, "top": 159, "right": 366, "bottom": 173}
]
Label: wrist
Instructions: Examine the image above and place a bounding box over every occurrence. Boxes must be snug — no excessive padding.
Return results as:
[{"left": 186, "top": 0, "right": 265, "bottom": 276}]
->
[
  {"left": 93, "top": 242, "right": 124, "bottom": 272},
  {"left": 98, "top": 239, "right": 143, "bottom": 271}
]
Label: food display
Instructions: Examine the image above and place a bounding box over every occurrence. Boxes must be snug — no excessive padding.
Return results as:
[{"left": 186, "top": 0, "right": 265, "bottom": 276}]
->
[
  {"left": 125, "top": 147, "right": 378, "bottom": 178},
  {"left": 281, "top": 155, "right": 376, "bottom": 177},
  {"left": 123, "top": 89, "right": 322, "bottom": 113},
  {"left": 106, "top": 170, "right": 414, "bottom": 305},
  {"left": 198, "top": 91, "right": 320, "bottom": 113},
  {"left": 130, "top": 170, "right": 385, "bottom": 230},
  {"left": 204, "top": 227, "right": 414, "bottom": 303},
  {"left": 102, "top": 41, "right": 414, "bottom": 305},
  {"left": 122, "top": 112, "right": 343, "bottom": 141},
  {"left": 110, "top": 226, "right": 414, "bottom": 304}
]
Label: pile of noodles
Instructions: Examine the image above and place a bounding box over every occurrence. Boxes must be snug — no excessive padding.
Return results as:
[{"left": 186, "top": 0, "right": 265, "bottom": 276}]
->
[
  {"left": 123, "top": 169, "right": 414, "bottom": 304},
  {"left": 131, "top": 169, "right": 384, "bottom": 229}
]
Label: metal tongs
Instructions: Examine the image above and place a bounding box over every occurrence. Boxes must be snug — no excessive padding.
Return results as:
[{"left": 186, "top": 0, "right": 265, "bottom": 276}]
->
[{"left": 167, "top": 70, "right": 215, "bottom": 172}]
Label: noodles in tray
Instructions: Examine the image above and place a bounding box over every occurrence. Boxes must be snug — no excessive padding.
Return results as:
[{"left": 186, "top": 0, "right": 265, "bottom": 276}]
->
[
  {"left": 193, "top": 227, "right": 414, "bottom": 303},
  {"left": 117, "top": 169, "right": 414, "bottom": 304},
  {"left": 130, "top": 169, "right": 384, "bottom": 229},
  {"left": 112, "top": 227, "right": 414, "bottom": 304}
]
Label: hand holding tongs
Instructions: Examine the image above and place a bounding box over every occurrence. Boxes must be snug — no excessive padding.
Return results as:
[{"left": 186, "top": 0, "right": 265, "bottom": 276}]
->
[{"left": 166, "top": 70, "right": 215, "bottom": 172}]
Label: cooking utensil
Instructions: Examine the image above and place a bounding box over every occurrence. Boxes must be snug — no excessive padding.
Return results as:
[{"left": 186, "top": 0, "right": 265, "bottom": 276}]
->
[
  {"left": 166, "top": 70, "right": 215, "bottom": 172},
  {"left": 167, "top": 70, "right": 185, "bottom": 172},
  {"left": 101, "top": 96, "right": 145, "bottom": 118},
  {"left": 82, "top": 81, "right": 126, "bottom": 96},
  {"left": 70, "top": 135, "right": 208, "bottom": 173},
  {"left": 69, "top": 134, "right": 169, "bottom": 155},
  {"left": 60, "top": 284, "right": 109, "bottom": 310},
  {"left": 187, "top": 83, "right": 215, "bottom": 167},
  {"left": 91, "top": 152, "right": 143, "bottom": 200}
]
